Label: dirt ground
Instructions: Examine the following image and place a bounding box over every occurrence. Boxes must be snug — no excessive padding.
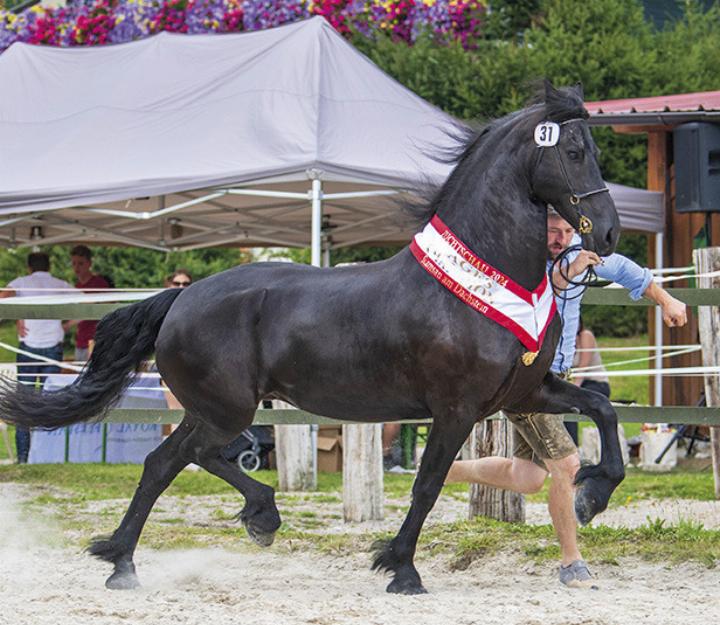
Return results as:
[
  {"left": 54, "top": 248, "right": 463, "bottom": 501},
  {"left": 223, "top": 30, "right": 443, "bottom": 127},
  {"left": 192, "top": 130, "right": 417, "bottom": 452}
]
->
[{"left": 1, "top": 483, "right": 720, "bottom": 625}]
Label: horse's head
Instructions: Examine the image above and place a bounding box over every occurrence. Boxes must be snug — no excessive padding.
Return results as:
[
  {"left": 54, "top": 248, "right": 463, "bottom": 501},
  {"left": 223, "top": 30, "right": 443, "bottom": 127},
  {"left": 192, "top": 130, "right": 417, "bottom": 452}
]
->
[{"left": 529, "top": 82, "right": 620, "bottom": 256}]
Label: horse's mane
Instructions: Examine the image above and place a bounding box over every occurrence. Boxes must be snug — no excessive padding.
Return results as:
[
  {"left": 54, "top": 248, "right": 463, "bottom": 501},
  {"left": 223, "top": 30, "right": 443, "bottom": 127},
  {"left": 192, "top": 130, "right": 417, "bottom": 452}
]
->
[{"left": 404, "top": 83, "right": 587, "bottom": 226}]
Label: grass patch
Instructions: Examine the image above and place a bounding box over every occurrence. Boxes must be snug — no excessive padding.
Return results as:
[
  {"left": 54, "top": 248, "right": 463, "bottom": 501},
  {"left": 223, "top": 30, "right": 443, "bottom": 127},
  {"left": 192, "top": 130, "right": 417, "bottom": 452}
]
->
[
  {"left": 418, "top": 516, "right": 720, "bottom": 568},
  {"left": 2, "top": 463, "right": 715, "bottom": 507},
  {"left": 524, "top": 465, "right": 717, "bottom": 505}
]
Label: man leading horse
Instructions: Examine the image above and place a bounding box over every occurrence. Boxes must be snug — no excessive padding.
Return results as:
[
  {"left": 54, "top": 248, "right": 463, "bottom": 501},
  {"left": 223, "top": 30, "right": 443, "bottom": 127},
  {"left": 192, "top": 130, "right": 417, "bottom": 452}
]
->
[{"left": 447, "top": 209, "right": 686, "bottom": 588}]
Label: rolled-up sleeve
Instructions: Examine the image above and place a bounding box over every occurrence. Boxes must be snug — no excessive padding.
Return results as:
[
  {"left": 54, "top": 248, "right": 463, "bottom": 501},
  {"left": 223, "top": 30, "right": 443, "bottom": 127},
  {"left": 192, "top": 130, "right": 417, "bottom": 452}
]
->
[{"left": 595, "top": 253, "right": 653, "bottom": 301}]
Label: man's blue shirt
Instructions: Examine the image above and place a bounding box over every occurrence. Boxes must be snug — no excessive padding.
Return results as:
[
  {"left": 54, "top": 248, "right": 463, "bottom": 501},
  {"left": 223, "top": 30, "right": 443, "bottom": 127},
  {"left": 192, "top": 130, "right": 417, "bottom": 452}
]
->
[{"left": 548, "top": 235, "right": 653, "bottom": 373}]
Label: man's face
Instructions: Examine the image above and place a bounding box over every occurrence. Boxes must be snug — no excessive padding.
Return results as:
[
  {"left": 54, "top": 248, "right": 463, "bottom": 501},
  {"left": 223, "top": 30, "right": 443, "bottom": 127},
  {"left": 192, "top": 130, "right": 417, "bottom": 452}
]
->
[
  {"left": 71, "top": 255, "right": 92, "bottom": 278},
  {"left": 547, "top": 216, "right": 575, "bottom": 260}
]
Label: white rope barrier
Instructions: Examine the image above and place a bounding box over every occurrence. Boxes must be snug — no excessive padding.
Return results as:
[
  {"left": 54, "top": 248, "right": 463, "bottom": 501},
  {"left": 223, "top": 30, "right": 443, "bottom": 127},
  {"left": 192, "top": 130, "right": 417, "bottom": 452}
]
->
[
  {"left": 574, "top": 365, "right": 720, "bottom": 378},
  {"left": 574, "top": 344, "right": 700, "bottom": 353},
  {"left": 0, "top": 340, "right": 712, "bottom": 382},
  {"left": 0, "top": 341, "right": 84, "bottom": 372},
  {"left": 654, "top": 270, "right": 720, "bottom": 284},
  {"left": 574, "top": 346, "right": 701, "bottom": 372},
  {"left": 649, "top": 266, "right": 694, "bottom": 275}
]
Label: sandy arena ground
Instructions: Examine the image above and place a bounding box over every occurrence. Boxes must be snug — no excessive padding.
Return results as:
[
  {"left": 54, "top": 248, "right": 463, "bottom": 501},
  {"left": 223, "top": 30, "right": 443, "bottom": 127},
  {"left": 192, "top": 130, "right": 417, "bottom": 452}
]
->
[{"left": 1, "top": 482, "right": 719, "bottom": 625}]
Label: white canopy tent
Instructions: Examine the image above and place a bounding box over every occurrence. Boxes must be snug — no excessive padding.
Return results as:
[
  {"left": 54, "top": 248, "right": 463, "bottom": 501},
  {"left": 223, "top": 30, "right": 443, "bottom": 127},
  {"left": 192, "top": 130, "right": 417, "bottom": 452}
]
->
[{"left": 0, "top": 16, "right": 663, "bottom": 265}]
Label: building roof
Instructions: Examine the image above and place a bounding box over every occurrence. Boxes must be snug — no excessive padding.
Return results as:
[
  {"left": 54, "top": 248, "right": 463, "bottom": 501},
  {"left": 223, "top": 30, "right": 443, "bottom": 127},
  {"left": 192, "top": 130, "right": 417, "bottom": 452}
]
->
[{"left": 586, "top": 90, "right": 720, "bottom": 126}]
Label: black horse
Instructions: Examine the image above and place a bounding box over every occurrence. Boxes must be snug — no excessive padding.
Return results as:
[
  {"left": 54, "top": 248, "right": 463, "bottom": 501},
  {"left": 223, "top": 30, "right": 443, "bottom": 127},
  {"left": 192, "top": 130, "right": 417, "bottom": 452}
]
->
[{"left": 0, "top": 83, "right": 624, "bottom": 595}]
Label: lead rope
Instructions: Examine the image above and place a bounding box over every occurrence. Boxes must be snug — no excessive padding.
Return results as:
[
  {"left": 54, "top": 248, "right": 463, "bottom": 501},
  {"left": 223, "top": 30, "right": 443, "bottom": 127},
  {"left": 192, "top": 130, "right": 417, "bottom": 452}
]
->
[{"left": 549, "top": 243, "right": 601, "bottom": 302}]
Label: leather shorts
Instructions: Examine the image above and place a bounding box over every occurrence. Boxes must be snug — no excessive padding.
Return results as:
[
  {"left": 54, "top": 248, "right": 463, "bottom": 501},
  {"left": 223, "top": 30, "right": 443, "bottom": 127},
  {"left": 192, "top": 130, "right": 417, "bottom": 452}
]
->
[{"left": 505, "top": 410, "right": 578, "bottom": 470}]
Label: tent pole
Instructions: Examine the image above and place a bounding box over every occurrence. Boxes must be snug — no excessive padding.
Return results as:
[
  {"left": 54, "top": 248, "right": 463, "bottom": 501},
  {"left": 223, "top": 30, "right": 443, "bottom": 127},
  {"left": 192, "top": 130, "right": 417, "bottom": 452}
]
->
[
  {"left": 311, "top": 178, "right": 323, "bottom": 267},
  {"left": 310, "top": 174, "right": 324, "bottom": 486},
  {"left": 654, "top": 232, "right": 664, "bottom": 407}
]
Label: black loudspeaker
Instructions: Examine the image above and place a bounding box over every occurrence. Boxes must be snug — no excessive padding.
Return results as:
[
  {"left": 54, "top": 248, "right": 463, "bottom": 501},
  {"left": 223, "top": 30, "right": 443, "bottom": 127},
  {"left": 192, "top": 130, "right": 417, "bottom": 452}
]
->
[{"left": 674, "top": 122, "right": 720, "bottom": 213}]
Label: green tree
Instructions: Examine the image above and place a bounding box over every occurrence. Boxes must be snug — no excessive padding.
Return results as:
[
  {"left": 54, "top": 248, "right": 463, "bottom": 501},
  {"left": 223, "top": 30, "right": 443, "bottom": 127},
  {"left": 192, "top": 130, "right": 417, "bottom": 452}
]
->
[
  {"left": 651, "top": 0, "right": 720, "bottom": 94},
  {"left": 484, "top": 0, "right": 542, "bottom": 40}
]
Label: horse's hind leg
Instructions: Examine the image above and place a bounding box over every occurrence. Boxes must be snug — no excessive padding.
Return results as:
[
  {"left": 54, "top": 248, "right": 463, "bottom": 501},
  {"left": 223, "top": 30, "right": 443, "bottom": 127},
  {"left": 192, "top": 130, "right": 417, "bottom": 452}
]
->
[
  {"left": 88, "top": 419, "right": 196, "bottom": 589},
  {"left": 192, "top": 446, "right": 281, "bottom": 547},
  {"left": 373, "top": 415, "right": 475, "bottom": 594}
]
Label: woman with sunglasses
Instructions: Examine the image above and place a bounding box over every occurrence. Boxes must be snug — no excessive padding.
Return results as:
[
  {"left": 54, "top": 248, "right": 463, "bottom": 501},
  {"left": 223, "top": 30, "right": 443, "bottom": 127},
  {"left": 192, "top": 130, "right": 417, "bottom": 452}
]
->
[{"left": 165, "top": 269, "right": 192, "bottom": 289}]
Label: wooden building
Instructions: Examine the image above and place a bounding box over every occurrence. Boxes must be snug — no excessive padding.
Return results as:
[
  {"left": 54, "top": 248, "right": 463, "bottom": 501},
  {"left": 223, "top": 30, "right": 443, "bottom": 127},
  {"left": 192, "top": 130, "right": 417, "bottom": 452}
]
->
[{"left": 587, "top": 91, "right": 720, "bottom": 406}]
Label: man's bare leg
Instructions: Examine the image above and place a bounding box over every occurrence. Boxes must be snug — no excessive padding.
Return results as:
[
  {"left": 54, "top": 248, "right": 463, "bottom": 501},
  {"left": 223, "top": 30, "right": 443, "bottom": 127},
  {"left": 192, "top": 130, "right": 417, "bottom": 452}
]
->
[
  {"left": 545, "top": 455, "right": 582, "bottom": 565},
  {"left": 546, "top": 454, "right": 597, "bottom": 588},
  {"left": 446, "top": 457, "right": 547, "bottom": 494},
  {"left": 447, "top": 453, "right": 596, "bottom": 588}
]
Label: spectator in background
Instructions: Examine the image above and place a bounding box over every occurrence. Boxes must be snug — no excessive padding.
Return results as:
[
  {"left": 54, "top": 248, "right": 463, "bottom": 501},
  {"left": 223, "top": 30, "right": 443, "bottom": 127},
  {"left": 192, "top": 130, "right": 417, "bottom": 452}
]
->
[
  {"left": 0, "top": 252, "right": 71, "bottom": 463},
  {"left": 561, "top": 319, "right": 611, "bottom": 445},
  {"left": 382, "top": 423, "right": 402, "bottom": 471},
  {"left": 165, "top": 268, "right": 193, "bottom": 289},
  {"left": 572, "top": 318, "right": 611, "bottom": 398},
  {"left": 63, "top": 245, "right": 110, "bottom": 362}
]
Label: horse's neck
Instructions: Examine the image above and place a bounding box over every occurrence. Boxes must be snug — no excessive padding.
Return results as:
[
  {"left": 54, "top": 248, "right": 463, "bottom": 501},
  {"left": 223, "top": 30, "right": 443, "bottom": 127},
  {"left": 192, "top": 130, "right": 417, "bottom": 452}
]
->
[{"left": 434, "top": 171, "right": 548, "bottom": 292}]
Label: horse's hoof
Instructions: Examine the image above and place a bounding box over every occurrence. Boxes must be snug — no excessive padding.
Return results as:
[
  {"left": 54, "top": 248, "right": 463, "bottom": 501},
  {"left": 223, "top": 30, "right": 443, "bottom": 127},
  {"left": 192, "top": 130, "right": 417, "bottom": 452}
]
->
[
  {"left": 105, "top": 570, "right": 140, "bottom": 590},
  {"left": 243, "top": 519, "right": 276, "bottom": 547},
  {"left": 574, "top": 476, "right": 611, "bottom": 525},
  {"left": 574, "top": 483, "right": 598, "bottom": 526},
  {"left": 386, "top": 577, "right": 428, "bottom": 595}
]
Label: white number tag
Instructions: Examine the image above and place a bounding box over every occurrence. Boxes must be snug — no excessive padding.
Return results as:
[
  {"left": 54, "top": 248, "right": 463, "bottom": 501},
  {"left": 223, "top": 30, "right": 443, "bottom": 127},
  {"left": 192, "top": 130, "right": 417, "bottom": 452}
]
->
[{"left": 534, "top": 122, "right": 560, "bottom": 147}]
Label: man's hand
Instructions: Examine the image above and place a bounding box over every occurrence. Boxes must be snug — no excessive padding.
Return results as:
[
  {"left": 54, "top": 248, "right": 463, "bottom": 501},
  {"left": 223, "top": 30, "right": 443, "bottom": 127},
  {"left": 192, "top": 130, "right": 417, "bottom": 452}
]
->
[
  {"left": 660, "top": 294, "right": 687, "bottom": 328},
  {"left": 568, "top": 250, "right": 603, "bottom": 277},
  {"left": 16, "top": 320, "right": 27, "bottom": 338},
  {"left": 552, "top": 250, "right": 603, "bottom": 290},
  {"left": 643, "top": 282, "right": 687, "bottom": 328}
]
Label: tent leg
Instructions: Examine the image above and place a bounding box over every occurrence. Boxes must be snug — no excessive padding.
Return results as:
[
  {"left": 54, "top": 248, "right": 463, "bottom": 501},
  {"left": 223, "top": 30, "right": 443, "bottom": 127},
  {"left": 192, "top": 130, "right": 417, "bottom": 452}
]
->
[{"left": 311, "top": 178, "right": 322, "bottom": 268}]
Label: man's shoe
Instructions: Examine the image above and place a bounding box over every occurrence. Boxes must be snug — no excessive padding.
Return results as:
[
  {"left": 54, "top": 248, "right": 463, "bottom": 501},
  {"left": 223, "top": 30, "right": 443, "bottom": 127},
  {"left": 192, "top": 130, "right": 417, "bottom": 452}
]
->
[{"left": 559, "top": 560, "right": 598, "bottom": 589}]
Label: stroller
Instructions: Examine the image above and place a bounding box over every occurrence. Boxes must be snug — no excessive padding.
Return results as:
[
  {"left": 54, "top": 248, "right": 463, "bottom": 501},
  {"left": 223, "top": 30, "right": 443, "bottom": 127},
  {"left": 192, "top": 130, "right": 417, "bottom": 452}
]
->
[{"left": 221, "top": 425, "right": 275, "bottom": 472}]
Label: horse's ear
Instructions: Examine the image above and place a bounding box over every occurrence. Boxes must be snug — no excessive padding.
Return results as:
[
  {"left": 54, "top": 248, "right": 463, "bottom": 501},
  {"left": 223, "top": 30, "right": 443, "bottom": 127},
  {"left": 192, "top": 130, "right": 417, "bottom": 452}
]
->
[
  {"left": 574, "top": 82, "right": 585, "bottom": 101},
  {"left": 543, "top": 79, "right": 557, "bottom": 103}
]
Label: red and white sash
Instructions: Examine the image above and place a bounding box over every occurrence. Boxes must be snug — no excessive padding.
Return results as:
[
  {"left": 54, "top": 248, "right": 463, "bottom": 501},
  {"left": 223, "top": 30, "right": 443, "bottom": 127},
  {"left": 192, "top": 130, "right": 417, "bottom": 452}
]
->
[{"left": 410, "top": 215, "right": 556, "bottom": 354}]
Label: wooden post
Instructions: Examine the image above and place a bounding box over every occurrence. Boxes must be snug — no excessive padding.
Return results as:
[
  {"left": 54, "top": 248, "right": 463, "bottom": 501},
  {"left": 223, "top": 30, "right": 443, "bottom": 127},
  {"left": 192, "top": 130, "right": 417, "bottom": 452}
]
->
[
  {"left": 275, "top": 423, "right": 316, "bottom": 492},
  {"left": 342, "top": 424, "right": 384, "bottom": 522},
  {"left": 647, "top": 132, "right": 664, "bottom": 405},
  {"left": 468, "top": 416, "right": 525, "bottom": 522},
  {"left": 693, "top": 247, "right": 720, "bottom": 499}
]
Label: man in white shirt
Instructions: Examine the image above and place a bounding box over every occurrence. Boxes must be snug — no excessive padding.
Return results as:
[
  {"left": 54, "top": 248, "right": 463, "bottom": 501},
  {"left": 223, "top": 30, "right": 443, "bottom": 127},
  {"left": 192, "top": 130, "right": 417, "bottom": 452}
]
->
[{"left": 0, "top": 253, "right": 71, "bottom": 463}]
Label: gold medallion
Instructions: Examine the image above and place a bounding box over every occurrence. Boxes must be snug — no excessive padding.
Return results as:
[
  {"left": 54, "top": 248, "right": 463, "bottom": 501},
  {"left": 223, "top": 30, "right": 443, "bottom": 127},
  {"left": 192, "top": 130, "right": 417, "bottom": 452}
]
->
[
  {"left": 521, "top": 351, "right": 539, "bottom": 366},
  {"left": 578, "top": 216, "right": 593, "bottom": 234}
]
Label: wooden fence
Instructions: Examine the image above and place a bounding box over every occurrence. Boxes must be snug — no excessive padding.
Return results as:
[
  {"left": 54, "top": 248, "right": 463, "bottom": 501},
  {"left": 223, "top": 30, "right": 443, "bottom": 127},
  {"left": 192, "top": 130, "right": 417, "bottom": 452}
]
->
[{"left": 1, "top": 282, "right": 719, "bottom": 516}]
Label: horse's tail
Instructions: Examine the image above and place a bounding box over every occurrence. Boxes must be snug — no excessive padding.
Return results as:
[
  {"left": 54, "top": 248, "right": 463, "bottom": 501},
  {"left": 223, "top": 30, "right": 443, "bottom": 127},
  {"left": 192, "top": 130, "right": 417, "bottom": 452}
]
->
[{"left": 0, "top": 288, "right": 182, "bottom": 430}]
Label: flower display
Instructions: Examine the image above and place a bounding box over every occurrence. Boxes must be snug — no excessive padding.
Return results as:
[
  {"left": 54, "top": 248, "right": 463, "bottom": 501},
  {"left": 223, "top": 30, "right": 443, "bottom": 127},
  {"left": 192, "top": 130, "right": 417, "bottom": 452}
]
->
[{"left": 0, "top": 0, "right": 487, "bottom": 53}]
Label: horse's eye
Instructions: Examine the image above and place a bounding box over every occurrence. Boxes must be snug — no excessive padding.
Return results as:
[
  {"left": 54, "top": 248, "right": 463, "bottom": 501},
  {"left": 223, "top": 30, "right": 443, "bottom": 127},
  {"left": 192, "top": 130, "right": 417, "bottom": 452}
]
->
[{"left": 567, "top": 150, "right": 581, "bottom": 161}]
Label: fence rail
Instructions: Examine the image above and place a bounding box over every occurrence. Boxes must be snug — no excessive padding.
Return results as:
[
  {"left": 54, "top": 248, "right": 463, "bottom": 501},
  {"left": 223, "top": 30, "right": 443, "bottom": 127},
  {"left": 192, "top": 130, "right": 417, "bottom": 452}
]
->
[
  {"left": 102, "top": 406, "right": 720, "bottom": 426},
  {"left": 1, "top": 287, "right": 719, "bottom": 320}
]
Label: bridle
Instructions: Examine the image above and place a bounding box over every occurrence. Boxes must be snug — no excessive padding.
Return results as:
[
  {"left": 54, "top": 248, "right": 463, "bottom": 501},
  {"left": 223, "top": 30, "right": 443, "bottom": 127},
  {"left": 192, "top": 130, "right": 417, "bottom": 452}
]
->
[
  {"left": 535, "top": 117, "right": 610, "bottom": 236},
  {"left": 534, "top": 117, "right": 610, "bottom": 300}
]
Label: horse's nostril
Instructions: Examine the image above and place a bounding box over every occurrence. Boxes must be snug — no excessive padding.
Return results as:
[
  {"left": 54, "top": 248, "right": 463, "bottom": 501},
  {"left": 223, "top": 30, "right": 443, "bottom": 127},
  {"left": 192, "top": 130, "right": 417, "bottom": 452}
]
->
[{"left": 605, "top": 227, "right": 615, "bottom": 246}]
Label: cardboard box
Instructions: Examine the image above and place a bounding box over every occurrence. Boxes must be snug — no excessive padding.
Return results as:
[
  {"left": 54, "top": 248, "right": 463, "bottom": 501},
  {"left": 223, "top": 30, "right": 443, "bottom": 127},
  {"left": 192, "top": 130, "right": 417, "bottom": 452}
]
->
[{"left": 317, "top": 426, "right": 343, "bottom": 472}]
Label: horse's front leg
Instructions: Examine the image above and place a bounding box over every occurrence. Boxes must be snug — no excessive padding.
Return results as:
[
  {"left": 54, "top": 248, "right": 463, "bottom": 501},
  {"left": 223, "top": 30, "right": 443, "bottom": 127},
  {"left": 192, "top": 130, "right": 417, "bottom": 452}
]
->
[
  {"left": 372, "top": 415, "right": 475, "bottom": 594},
  {"left": 507, "top": 372, "right": 625, "bottom": 525}
]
